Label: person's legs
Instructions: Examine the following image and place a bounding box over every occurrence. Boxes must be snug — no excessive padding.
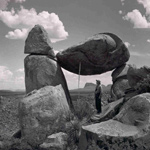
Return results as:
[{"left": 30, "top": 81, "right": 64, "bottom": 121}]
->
[{"left": 95, "top": 95, "right": 101, "bottom": 113}]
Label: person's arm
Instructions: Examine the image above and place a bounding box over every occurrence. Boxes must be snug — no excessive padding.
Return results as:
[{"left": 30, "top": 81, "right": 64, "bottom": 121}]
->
[
  {"left": 95, "top": 85, "right": 100, "bottom": 94},
  {"left": 99, "top": 86, "right": 102, "bottom": 98}
]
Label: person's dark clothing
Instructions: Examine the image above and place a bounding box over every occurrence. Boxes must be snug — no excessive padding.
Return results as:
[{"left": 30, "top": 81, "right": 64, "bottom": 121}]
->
[{"left": 95, "top": 84, "right": 102, "bottom": 113}]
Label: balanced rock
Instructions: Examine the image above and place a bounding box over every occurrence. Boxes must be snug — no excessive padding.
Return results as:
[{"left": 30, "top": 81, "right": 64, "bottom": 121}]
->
[
  {"left": 127, "top": 65, "right": 150, "bottom": 88},
  {"left": 56, "top": 33, "right": 130, "bottom": 75},
  {"left": 24, "top": 25, "right": 55, "bottom": 56},
  {"left": 24, "top": 55, "right": 73, "bottom": 110},
  {"left": 19, "top": 85, "right": 70, "bottom": 147}
]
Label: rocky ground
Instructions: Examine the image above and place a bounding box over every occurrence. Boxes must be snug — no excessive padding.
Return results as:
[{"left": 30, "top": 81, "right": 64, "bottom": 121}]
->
[{"left": 0, "top": 95, "right": 23, "bottom": 140}]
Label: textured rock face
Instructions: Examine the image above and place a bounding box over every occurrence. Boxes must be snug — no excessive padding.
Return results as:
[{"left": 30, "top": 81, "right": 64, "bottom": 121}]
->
[
  {"left": 91, "top": 98, "right": 124, "bottom": 123},
  {"left": 111, "top": 64, "right": 131, "bottom": 100},
  {"left": 111, "top": 78, "right": 130, "bottom": 100},
  {"left": 24, "top": 55, "right": 73, "bottom": 110},
  {"left": 39, "top": 132, "right": 67, "bottom": 150},
  {"left": 78, "top": 93, "right": 150, "bottom": 150},
  {"left": 114, "top": 93, "right": 150, "bottom": 127},
  {"left": 127, "top": 65, "right": 150, "bottom": 88},
  {"left": 24, "top": 25, "right": 55, "bottom": 56},
  {"left": 19, "top": 85, "right": 70, "bottom": 147},
  {"left": 78, "top": 120, "right": 141, "bottom": 150},
  {"left": 56, "top": 33, "right": 130, "bottom": 75},
  {"left": 112, "top": 64, "right": 130, "bottom": 82}
]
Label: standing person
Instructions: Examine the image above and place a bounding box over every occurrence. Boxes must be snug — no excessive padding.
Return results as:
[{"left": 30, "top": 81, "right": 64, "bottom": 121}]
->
[{"left": 95, "top": 80, "right": 102, "bottom": 114}]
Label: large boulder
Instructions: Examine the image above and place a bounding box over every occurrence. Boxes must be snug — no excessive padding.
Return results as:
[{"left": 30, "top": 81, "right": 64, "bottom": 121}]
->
[
  {"left": 56, "top": 33, "right": 130, "bottom": 75},
  {"left": 78, "top": 120, "right": 149, "bottom": 150},
  {"left": 127, "top": 65, "right": 150, "bottom": 88},
  {"left": 24, "top": 55, "right": 73, "bottom": 110},
  {"left": 91, "top": 98, "right": 124, "bottom": 123},
  {"left": 78, "top": 93, "right": 150, "bottom": 150},
  {"left": 114, "top": 93, "right": 150, "bottom": 127},
  {"left": 19, "top": 85, "right": 70, "bottom": 147},
  {"left": 24, "top": 25, "right": 55, "bottom": 57},
  {"left": 111, "top": 78, "right": 130, "bottom": 100}
]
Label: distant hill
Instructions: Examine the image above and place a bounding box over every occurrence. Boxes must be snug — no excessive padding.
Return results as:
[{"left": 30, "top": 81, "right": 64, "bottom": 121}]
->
[
  {"left": 0, "top": 90, "right": 25, "bottom": 96},
  {"left": 70, "top": 82, "right": 112, "bottom": 95}
]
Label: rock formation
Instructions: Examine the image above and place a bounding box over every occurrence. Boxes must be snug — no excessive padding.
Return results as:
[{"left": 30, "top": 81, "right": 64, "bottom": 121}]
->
[
  {"left": 39, "top": 132, "right": 67, "bottom": 150},
  {"left": 79, "top": 93, "right": 150, "bottom": 150},
  {"left": 24, "top": 25, "right": 73, "bottom": 110},
  {"left": 127, "top": 65, "right": 150, "bottom": 89},
  {"left": 24, "top": 25, "right": 55, "bottom": 56},
  {"left": 19, "top": 85, "right": 70, "bottom": 147},
  {"left": 111, "top": 64, "right": 131, "bottom": 100},
  {"left": 56, "top": 33, "right": 130, "bottom": 75}
]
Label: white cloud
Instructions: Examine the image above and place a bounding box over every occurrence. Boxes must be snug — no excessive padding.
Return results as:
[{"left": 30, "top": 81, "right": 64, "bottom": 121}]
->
[
  {"left": 0, "top": 0, "right": 9, "bottom": 10},
  {"left": 119, "top": 10, "right": 123, "bottom": 14},
  {"left": 0, "top": 66, "right": 25, "bottom": 90},
  {"left": 16, "top": 68, "right": 24, "bottom": 72},
  {"left": 123, "top": 9, "right": 149, "bottom": 28},
  {"left": 0, "top": 66, "right": 13, "bottom": 81},
  {"left": 5, "top": 28, "right": 28, "bottom": 39},
  {"left": 0, "top": 7, "right": 68, "bottom": 42},
  {"left": 137, "top": 0, "right": 150, "bottom": 15},
  {"left": 124, "top": 42, "right": 130, "bottom": 48},
  {"left": 0, "top": 0, "right": 26, "bottom": 10},
  {"left": 121, "top": 0, "right": 125, "bottom": 5},
  {"left": 123, "top": 0, "right": 150, "bottom": 28},
  {"left": 15, "top": 0, "right": 26, "bottom": 3},
  {"left": 147, "top": 39, "right": 150, "bottom": 43}
]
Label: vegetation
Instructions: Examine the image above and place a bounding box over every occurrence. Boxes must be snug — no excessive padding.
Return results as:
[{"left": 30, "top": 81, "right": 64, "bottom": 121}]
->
[{"left": 135, "top": 75, "right": 150, "bottom": 94}]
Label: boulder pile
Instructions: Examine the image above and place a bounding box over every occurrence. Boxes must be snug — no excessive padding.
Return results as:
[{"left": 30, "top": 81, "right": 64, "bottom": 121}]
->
[{"left": 16, "top": 24, "right": 150, "bottom": 150}]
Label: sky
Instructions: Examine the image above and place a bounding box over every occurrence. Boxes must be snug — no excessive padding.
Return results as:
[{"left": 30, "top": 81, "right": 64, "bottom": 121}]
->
[{"left": 0, "top": 0, "right": 150, "bottom": 90}]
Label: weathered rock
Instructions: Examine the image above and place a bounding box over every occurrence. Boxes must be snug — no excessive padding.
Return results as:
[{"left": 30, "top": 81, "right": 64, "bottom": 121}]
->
[
  {"left": 127, "top": 65, "right": 150, "bottom": 88},
  {"left": 114, "top": 93, "right": 150, "bottom": 127},
  {"left": 91, "top": 98, "right": 124, "bottom": 123},
  {"left": 79, "top": 93, "right": 150, "bottom": 150},
  {"left": 24, "top": 25, "right": 55, "bottom": 56},
  {"left": 56, "top": 33, "right": 130, "bottom": 75},
  {"left": 24, "top": 55, "right": 73, "bottom": 110},
  {"left": 19, "top": 85, "right": 70, "bottom": 147},
  {"left": 78, "top": 120, "right": 145, "bottom": 150},
  {"left": 111, "top": 78, "right": 130, "bottom": 100},
  {"left": 112, "top": 64, "right": 130, "bottom": 82},
  {"left": 39, "top": 132, "right": 67, "bottom": 150}
]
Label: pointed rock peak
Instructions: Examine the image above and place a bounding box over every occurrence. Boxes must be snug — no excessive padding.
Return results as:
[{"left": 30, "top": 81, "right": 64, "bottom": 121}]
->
[{"left": 24, "top": 25, "right": 55, "bottom": 57}]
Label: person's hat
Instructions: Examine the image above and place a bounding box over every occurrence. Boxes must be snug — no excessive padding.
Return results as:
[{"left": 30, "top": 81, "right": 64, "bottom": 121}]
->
[{"left": 96, "top": 80, "right": 101, "bottom": 83}]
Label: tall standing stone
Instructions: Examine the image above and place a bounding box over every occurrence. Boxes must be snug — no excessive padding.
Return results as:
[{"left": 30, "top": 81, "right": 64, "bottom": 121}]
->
[
  {"left": 24, "top": 55, "right": 73, "bottom": 109},
  {"left": 24, "top": 25, "right": 73, "bottom": 110}
]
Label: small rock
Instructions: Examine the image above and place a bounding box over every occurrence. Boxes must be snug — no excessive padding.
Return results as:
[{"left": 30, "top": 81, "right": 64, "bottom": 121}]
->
[{"left": 39, "top": 132, "right": 67, "bottom": 150}]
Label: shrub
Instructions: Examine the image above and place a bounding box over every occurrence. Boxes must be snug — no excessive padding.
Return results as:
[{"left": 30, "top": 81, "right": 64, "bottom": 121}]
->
[
  {"left": 73, "top": 98, "right": 95, "bottom": 121},
  {"left": 135, "top": 75, "right": 150, "bottom": 94}
]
